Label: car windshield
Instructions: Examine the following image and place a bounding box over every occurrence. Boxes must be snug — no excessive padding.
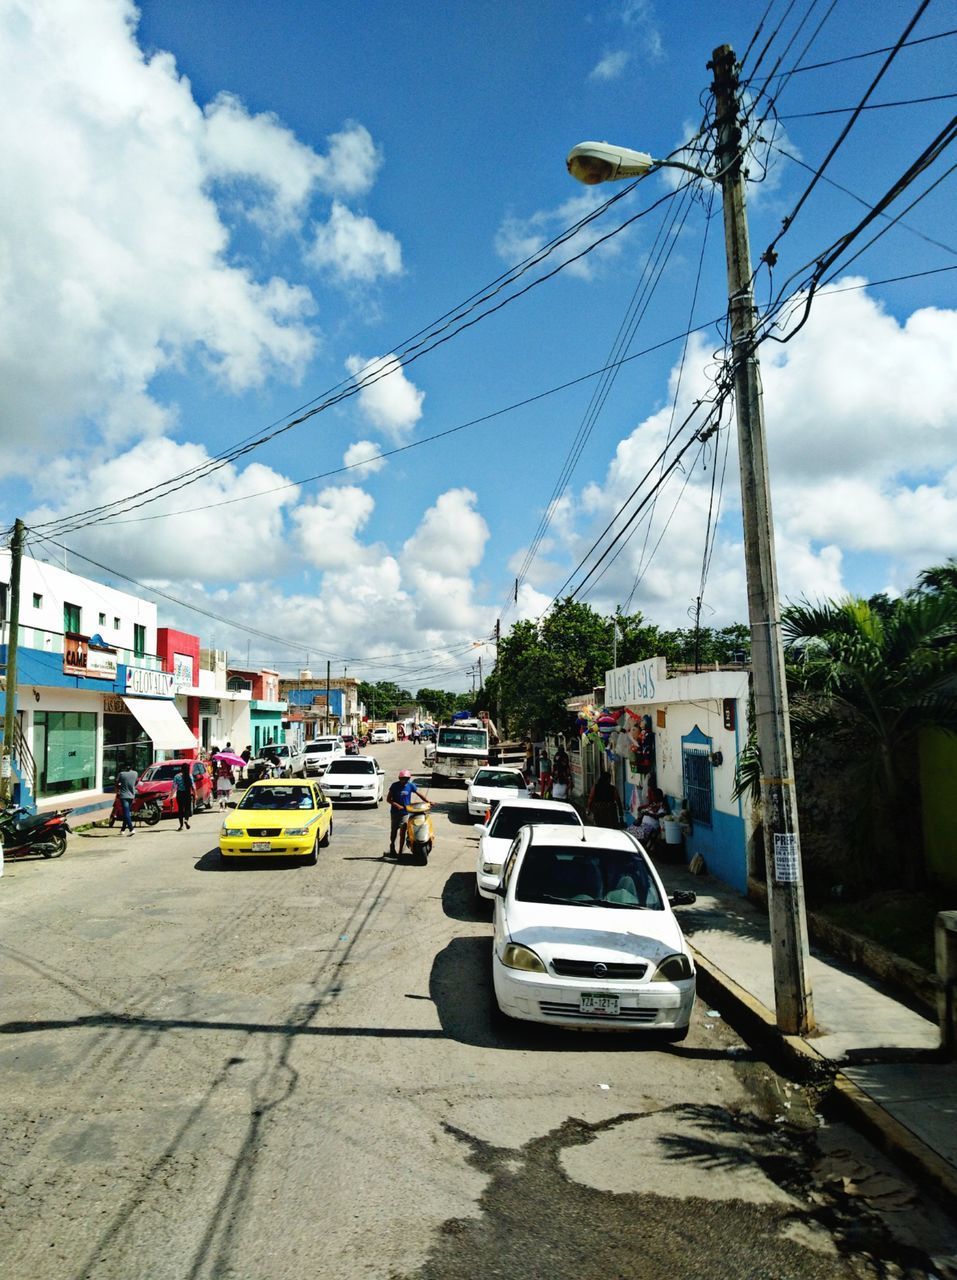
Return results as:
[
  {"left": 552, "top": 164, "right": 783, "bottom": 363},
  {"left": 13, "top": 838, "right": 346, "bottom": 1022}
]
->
[
  {"left": 238, "top": 786, "right": 315, "bottom": 811},
  {"left": 515, "top": 845, "right": 663, "bottom": 910},
  {"left": 140, "top": 764, "right": 180, "bottom": 782},
  {"left": 473, "top": 770, "right": 526, "bottom": 789},
  {"left": 305, "top": 742, "right": 336, "bottom": 754},
  {"left": 326, "top": 760, "right": 374, "bottom": 775},
  {"left": 272, "top": 746, "right": 290, "bottom": 756},
  {"left": 489, "top": 806, "right": 580, "bottom": 841},
  {"left": 437, "top": 729, "right": 487, "bottom": 749}
]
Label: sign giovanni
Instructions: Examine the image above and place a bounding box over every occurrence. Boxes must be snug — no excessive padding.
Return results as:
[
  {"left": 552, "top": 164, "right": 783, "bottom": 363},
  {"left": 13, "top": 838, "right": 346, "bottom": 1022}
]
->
[{"left": 125, "top": 666, "right": 175, "bottom": 698}]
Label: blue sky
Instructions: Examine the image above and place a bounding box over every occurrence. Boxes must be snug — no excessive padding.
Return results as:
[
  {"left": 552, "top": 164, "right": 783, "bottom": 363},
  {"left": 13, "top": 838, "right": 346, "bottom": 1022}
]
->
[{"left": 1, "top": 0, "right": 955, "bottom": 689}]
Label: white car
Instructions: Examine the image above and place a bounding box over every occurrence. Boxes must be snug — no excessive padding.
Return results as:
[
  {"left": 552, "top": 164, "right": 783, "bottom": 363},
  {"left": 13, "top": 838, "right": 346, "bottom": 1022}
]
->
[
  {"left": 321, "top": 756, "right": 385, "bottom": 806},
  {"left": 369, "top": 727, "right": 393, "bottom": 744},
  {"left": 467, "top": 766, "right": 532, "bottom": 817},
  {"left": 303, "top": 737, "right": 345, "bottom": 776},
  {"left": 474, "top": 797, "right": 583, "bottom": 900},
  {"left": 265, "top": 743, "right": 305, "bottom": 777},
  {"left": 490, "top": 825, "right": 697, "bottom": 1036}
]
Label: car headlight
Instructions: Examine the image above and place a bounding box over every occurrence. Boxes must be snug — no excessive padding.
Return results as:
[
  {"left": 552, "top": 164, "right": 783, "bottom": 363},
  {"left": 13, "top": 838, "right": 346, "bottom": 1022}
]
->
[
  {"left": 651, "top": 953, "right": 693, "bottom": 982},
  {"left": 482, "top": 861, "right": 503, "bottom": 876},
  {"left": 501, "top": 943, "right": 546, "bottom": 973},
  {"left": 221, "top": 826, "right": 243, "bottom": 837},
  {"left": 284, "top": 825, "right": 311, "bottom": 836}
]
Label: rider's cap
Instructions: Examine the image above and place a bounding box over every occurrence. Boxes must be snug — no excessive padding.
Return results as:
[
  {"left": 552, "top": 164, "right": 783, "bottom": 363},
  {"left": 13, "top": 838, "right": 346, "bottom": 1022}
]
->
[{"left": 399, "top": 769, "right": 412, "bottom": 779}]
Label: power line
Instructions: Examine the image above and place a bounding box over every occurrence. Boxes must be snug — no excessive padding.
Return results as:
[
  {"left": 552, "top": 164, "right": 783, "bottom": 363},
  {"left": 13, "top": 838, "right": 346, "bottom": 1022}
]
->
[
  {"left": 761, "top": 26, "right": 957, "bottom": 76},
  {"left": 779, "top": 90, "right": 957, "bottom": 118}
]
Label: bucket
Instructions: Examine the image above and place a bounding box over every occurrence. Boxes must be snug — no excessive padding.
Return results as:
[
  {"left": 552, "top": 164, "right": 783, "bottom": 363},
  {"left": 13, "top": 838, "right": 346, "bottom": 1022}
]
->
[{"left": 662, "top": 818, "right": 682, "bottom": 846}]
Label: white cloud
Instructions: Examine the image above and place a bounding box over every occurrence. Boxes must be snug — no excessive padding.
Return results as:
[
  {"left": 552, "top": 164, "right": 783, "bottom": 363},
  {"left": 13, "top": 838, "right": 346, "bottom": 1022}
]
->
[
  {"left": 343, "top": 439, "right": 387, "bottom": 477},
  {"left": 0, "top": 0, "right": 327, "bottom": 468},
  {"left": 345, "top": 353, "right": 425, "bottom": 440},
  {"left": 402, "top": 489, "right": 490, "bottom": 576},
  {"left": 619, "top": 0, "right": 663, "bottom": 60},
  {"left": 319, "top": 122, "right": 383, "bottom": 198},
  {"left": 590, "top": 50, "right": 630, "bottom": 81},
  {"left": 292, "top": 485, "right": 376, "bottom": 570},
  {"left": 525, "top": 283, "right": 957, "bottom": 624},
  {"left": 306, "top": 201, "right": 403, "bottom": 284},
  {"left": 27, "top": 437, "right": 299, "bottom": 582},
  {"left": 494, "top": 190, "right": 633, "bottom": 282}
]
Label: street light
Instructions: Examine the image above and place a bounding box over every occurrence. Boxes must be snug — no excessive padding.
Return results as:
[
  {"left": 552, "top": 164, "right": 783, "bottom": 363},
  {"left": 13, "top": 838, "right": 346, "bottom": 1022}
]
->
[{"left": 565, "top": 44, "right": 814, "bottom": 1036}]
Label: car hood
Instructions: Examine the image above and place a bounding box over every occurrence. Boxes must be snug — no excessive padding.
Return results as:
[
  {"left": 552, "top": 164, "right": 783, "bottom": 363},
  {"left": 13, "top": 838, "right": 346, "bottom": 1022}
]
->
[
  {"left": 470, "top": 785, "right": 529, "bottom": 803},
  {"left": 324, "top": 773, "right": 375, "bottom": 785},
  {"left": 227, "top": 808, "right": 323, "bottom": 827},
  {"left": 503, "top": 899, "right": 687, "bottom": 966}
]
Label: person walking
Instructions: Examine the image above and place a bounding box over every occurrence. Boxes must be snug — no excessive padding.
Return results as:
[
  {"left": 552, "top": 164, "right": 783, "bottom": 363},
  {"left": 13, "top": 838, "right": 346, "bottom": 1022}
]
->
[
  {"left": 172, "top": 763, "right": 194, "bottom": 831},
  {"left": 386, "top": 768, "right": 421, "bottom": 856},
  {"left": 116, "top": 760, "right": 139, "bottom": 837},
  {"left": 587, "top": 769, "right": 623, "bottom": 829},
  {"left": 216, "top": 764, "right": 234, "bottom": 810}
]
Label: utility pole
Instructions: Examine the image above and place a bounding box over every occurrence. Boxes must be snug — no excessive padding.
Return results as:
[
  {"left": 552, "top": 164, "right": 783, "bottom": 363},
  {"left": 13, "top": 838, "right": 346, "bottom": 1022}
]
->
[
  {"left": 1, "top": 519, "right": 24, "bottom": 804},
  {"left": 325, "top": 659, "right": 331, "bottom": 735},
  {"left": 495, "top": 618, "right": 503, "bottom": 738},
  {"left": 711, "top": 44, "right": 814, "bottom": 1034},
  {"left": 477, "top": 655, "right": 483, "bottom": 692}
]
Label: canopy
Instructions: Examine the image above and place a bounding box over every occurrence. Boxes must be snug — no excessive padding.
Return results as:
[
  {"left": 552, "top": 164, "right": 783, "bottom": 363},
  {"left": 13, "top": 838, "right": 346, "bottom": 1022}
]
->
[{"left": 123, "top": 696, "right": 196, "bottom": 751}]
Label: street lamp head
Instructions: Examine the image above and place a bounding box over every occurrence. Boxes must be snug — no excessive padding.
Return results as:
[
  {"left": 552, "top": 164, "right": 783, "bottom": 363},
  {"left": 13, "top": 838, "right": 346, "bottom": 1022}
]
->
[{"left": 566, "top": 140, "right": 654, "bottom": 185}]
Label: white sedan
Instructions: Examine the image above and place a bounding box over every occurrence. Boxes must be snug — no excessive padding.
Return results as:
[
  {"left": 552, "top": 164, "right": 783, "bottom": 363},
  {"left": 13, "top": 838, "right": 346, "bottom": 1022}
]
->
[
  {"left": 490, "top": 824, "right": 696, "bottom": 1036},
  {"left": 466, "top": 766, "right": 532, "bottom": 817},
  {"left": 474, "top": 796, "right": 583, "bottom": 900},
  {"left": 321, "top": 756, "right": 385, "bottom": 806}
]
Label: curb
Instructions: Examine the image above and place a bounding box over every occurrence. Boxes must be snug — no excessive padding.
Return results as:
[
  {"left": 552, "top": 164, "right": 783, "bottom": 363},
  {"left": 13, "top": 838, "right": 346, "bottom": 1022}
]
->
[{"left": 692, "top": 945, "right": 957, "bottom": 1214}]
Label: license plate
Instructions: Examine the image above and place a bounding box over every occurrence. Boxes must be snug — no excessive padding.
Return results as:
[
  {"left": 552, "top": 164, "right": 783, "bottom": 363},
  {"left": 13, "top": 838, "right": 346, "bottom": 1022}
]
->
[
  {"left": 580, "top": 994, "right": 619, "bottom": 1016},
  {"left": 251, "top": 841, "right": 271, "bottom": 852}
]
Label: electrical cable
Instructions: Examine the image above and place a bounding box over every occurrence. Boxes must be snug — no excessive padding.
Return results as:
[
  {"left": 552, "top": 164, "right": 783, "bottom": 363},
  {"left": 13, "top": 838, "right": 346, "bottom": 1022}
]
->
[
  {"left": 779, "top": 90, "right": 957, "bottom": 118},
  {"left": 761, "top": 26, "right": 957, "bottom": 77}
]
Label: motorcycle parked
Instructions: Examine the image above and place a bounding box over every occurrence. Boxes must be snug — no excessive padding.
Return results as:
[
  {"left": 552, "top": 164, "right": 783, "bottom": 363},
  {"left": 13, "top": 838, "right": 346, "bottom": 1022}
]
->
[
  {"left": 404, "top": 800, "right": 434, "bottom": 864},
  {"left": 108, "top": 793, "right": 162, "bottom": 827},
  {"left": 0, "top": 803, "right": 72, "bottom": 859}
]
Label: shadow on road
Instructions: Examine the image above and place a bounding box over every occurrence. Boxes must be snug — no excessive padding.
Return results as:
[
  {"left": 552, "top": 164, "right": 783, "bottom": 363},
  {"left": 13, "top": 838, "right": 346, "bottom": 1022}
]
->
[
  {"left": 193, "top": 849, "right": 305, "bottom": 872},
  {"left": 441, "top": 871, "right": 489, "bottom": 923}
]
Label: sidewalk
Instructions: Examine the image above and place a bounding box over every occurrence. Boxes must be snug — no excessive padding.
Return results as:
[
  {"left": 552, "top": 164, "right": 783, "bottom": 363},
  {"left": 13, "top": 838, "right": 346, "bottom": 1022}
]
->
[{"left": 654, "top": 855, "right": 957, "bottom": 1211}]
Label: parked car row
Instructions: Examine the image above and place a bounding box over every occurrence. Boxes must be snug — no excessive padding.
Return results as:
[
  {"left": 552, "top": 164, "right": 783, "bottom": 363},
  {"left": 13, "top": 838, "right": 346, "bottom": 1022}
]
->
[{"left": 471, "top": 793, "right": 697, "bottom": 1039}]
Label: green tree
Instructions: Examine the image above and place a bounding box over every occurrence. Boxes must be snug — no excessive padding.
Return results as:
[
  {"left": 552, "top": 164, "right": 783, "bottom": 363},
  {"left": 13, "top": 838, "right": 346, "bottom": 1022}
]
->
[{"left": 783, "top": 591, "right": 957, "bottom": 886}]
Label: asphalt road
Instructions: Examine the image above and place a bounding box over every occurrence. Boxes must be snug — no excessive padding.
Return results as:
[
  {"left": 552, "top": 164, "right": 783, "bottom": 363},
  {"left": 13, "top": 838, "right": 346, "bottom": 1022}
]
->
[{"left": 1, "top": 743, "right": 955, "bottom": 1280}]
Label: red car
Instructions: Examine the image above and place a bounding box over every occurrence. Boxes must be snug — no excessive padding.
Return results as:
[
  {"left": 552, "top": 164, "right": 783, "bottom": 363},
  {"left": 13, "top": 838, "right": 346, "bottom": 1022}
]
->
[{"left": 135, "top": 758, "right": 213, "bottom": 818}]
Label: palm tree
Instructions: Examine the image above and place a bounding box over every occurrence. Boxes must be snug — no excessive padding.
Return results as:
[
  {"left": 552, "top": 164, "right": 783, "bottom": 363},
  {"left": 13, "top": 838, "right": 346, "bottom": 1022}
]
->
[
  {"left": 914, "top": 558, "right": 957, "bottom": 597},
  {"left": 783, "top": 591, "right": 957, "bottom": 886}
]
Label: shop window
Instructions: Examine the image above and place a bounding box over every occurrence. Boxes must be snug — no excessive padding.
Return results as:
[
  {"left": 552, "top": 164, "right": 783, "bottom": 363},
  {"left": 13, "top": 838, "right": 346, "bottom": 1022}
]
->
[
  {"left": 34, "top": 710, "right": 97, "bottom": 797},
  {"left": 133, "top": 623, "right": 146, "bottom": 658},
  {"left": 682, "top": 729, "right": 714, "bottom": 828},
  {"left": 63, "top": 602, "right": 81, "bottom": 634},
  {"left": 33, "top": 592, "right": 43, "bottom": 609}
]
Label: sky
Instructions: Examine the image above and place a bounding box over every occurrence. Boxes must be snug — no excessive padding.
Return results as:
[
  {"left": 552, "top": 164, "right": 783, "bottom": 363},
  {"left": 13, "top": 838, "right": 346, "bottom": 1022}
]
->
[{"left": 1, "top": 0, "right": 955, "bottom": 690}]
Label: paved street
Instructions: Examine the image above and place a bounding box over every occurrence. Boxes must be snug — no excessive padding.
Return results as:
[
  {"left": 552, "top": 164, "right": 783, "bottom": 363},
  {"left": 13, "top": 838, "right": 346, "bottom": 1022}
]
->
[{"left": 1, "top": 744, "right": 955, "bottom": 1280}]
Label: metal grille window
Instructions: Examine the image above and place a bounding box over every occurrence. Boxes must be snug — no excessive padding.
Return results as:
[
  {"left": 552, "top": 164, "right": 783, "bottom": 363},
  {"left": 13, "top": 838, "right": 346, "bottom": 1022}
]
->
[{"left": 683, "top": 747, "right": 713, "bottom": 826}]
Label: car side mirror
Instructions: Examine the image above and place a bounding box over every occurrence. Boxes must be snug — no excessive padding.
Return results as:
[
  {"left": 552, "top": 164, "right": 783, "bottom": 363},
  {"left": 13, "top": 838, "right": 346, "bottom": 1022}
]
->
[
  {"left": 669, "top": 890, "right": 697, "bottom": 907},
  {"left": 492, "top": 881, "right": 506, "bottom": 898},
  {"left": 473, "top": 823, "right": 488, "bottom": 835}
]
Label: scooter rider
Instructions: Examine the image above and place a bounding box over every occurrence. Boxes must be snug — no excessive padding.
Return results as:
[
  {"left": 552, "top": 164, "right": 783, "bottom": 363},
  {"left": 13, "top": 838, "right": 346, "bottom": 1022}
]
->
[{"left": 387, "top": 769, "right": 420, "bottom": 856}]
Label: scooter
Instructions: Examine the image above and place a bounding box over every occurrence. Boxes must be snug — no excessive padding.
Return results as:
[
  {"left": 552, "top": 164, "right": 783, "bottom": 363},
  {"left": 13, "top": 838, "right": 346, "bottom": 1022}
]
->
[
  {"left": 404, "top": 800, "right": 434, "bottom": 864},
  {"left": 0, "top": 803, "right": 72, "bottom": 859},
  {"left": 108, "top": 793, "right": 162, "bottom": 827}
]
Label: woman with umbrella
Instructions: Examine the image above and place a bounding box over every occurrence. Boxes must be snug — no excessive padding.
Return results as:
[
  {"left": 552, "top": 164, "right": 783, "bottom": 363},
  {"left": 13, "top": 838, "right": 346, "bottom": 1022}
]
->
[{"left": 212, "top": 749, "right": 245, "bottom": 805}]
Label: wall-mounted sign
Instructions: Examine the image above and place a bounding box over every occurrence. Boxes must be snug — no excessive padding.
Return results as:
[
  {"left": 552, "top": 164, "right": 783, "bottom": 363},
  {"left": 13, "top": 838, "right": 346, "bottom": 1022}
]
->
[
  {"left": 605, "top": 657, "right": 665, "bottom": 708},
  {"left": 125, "top": 666, "right": 175, "bottom": 698},
  {"left": 172, "top": 652, "right": 195, "bottom": 691},
  {"left": 103, "top": 695, "right": 126, "bottom": 715},
  {"left": 64, "top": 633, "right": 117, "bottom": 681}
]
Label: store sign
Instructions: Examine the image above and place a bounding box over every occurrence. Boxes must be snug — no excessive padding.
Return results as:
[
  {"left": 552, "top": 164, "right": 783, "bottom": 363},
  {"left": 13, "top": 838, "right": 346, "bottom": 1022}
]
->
[
  {"left": 125, "top": 666, "right": 175, "bottom": 698},
  {"left": 173, "top": 652, "right": 195, "bottom": 691},
  {"left": 103, "top": 696, "right": 126, "bottom": 714},
  {"left": 64, "top": 633, "right": 117, "bottom": 681},
  {"left": 605, "top": 657, "right": 665, "bottom": 708}
]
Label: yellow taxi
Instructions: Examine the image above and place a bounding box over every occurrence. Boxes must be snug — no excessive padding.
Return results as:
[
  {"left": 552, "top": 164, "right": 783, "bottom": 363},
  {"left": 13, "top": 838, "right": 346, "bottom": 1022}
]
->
[{"left": 219, "top": 779, "right": 333, "bottom": 864}]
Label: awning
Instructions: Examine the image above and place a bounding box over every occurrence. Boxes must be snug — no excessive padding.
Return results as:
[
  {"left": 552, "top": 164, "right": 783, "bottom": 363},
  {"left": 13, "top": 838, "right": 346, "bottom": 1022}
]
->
[{"left": 123, "top": 696, "right": 197, "bottom": 750}]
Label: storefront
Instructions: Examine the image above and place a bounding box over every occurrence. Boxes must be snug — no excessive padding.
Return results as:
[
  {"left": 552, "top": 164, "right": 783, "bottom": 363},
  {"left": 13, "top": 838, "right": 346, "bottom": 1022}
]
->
[{"left": 102, "top": 694, "right": 152, "bottom": 782}]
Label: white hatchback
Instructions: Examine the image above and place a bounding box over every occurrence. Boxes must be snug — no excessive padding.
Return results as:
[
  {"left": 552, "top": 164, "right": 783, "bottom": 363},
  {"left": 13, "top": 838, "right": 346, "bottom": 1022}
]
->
[
  {"left": 303, "top": 737, "right": 345, "bottom": 776},
  {"left": 321, "top": 756, "right": 385, "bottom": 806},
  {"left": 490, "top": 825, "right": 696, "bottom": 1036},
  {"left": 474, "top": 797, "right": 583, "bottom": 900},
  {"left": 467, "top": 765, "right": 532, "bottom": 818}
]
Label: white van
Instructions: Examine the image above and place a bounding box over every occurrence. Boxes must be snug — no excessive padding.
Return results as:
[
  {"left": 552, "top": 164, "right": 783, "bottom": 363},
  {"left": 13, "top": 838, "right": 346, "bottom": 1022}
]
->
[{"left": 303, "top": 737, "right": 345, "bottom": 776}]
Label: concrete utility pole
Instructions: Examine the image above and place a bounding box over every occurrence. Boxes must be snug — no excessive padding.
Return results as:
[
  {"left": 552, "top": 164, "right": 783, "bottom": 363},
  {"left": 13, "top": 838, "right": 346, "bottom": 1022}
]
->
[
  {"left": 325, "top": 660, "right": 331, "bottom": 735},
  {"left": 1, "top": 519, "right": 25, "bottom": 804},
  {"left": 495, "top": 618, "right": 503, "bottom": 738},
  {"left": 711, "top": 44, "right": 814, "bottom": 1034}
]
